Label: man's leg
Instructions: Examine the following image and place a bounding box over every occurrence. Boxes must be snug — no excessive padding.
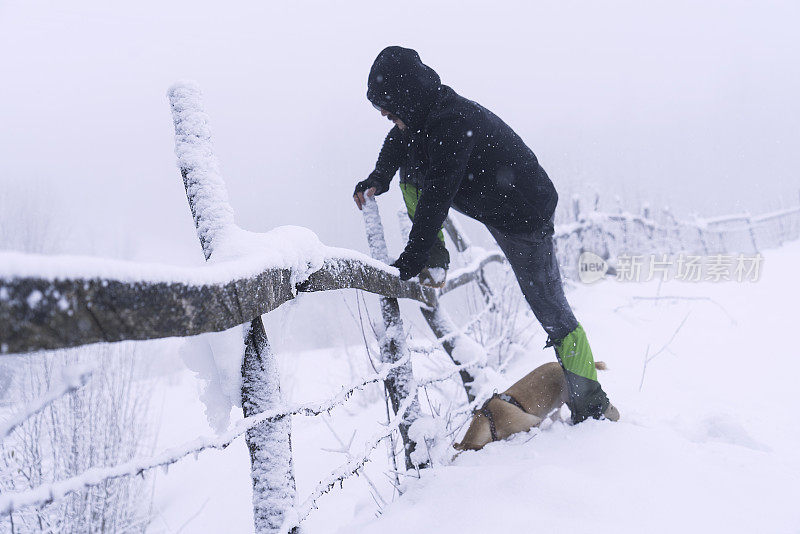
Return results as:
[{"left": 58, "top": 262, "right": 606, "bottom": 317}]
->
[
  {"left": 399, "top": 182, "right": 450, "bottom": 283},
  {"left": 487, "top": 223, "right": 614, "bottom": 424}
]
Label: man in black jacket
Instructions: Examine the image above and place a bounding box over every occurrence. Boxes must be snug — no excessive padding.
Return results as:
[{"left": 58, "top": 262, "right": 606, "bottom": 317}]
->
[
  {"left": 354, "top": 123, "right": 452, "bottom": 288},
  {"left": 353, "top": 46, "right": 617, "bottom": 424}
]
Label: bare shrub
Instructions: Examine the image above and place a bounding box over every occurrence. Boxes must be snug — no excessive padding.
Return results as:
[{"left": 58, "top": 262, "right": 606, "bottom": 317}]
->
[{"left": 0, "top": 343, "right": 155, "bottom": 533}]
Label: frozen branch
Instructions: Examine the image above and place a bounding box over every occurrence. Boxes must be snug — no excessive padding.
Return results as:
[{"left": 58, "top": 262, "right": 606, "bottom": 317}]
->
[
  {"left": 442, "top": 215, "right": 472, "bottom": 252},
  {"left": 639, "top": 312, "right": 691, "bottom": 391},
  {"left": 439, "top": 250, "right": 505, "bottom": 295},
  {"left": 0, "top": 366, "right": 92, "bottom": 440}
]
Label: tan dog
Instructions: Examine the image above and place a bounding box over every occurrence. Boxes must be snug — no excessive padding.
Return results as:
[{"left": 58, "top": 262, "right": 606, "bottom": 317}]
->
[{"left": 454, "top": 361, "right": 613, "bottom": 451}]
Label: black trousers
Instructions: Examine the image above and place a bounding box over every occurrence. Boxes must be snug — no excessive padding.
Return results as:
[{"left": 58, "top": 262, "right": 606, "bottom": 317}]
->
[
  {"left": 487, "top": 219, "right": 611, "bottom": 422},
  {"left": 486, "top": 220, "right": 578, "bottom": 342}
]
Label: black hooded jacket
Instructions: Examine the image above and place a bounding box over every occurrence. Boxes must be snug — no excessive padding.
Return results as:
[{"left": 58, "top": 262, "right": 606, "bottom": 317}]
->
[{"left": 367, "top": 46, "right": 558, "bottom": 277}]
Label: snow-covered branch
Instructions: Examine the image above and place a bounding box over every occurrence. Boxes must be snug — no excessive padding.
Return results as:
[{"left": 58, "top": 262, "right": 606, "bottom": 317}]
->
[
  {"left": 0, "top": 366, "right": 92, "bottom": 440},
  {"left": 439, "top": 250, "right": 505, "bottom": 295}
]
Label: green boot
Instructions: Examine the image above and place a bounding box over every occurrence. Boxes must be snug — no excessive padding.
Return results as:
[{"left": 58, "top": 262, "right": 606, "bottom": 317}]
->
[{"left": 548, "top": 324, "right": 617, "bottom": 424}]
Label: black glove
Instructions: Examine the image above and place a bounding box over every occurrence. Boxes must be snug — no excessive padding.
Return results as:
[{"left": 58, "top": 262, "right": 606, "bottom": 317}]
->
[
  {"left": 391, "top": 250, "right": 428, "bottom": 281},
  {"left": 353, "top": 170, "right": 390, "bottom": 197}
]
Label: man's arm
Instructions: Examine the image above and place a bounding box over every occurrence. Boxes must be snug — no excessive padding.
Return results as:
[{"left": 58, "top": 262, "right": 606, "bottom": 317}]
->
[
  {"left": 392, "top": 117, "right": 476, "bottom": 279},
  {"left": 354, "top": 126, "right": 406, "bottom": 209},
  {"left": 373, "top": 125, "right": 406, "bottom": 188}
]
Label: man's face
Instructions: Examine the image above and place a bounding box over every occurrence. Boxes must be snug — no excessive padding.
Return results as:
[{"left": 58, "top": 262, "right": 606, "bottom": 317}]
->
[{"left": 375, "top": 105, "right": 406, "bottom": 131}]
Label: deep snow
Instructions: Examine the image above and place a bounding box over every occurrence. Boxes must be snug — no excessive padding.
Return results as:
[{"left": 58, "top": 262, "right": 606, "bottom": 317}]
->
[{"left": 148, "top": 239, "right": 800, "bottom": 533}]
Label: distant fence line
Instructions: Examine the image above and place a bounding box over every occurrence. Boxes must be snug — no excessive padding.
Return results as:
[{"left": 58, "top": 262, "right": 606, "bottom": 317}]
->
[{"left": 553, "top": 200, "right": 800, "bottom": 280}]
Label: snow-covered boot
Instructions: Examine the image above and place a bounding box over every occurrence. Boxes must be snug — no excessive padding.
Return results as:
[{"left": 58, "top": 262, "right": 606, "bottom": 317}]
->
[{"left": 547, "top": 323, "right": 617, "bottom": 424}]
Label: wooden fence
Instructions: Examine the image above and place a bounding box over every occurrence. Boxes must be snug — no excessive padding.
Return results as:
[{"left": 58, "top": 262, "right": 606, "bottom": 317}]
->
[{"left": 1, "top": 82, "right": 798, "bottom": 532}]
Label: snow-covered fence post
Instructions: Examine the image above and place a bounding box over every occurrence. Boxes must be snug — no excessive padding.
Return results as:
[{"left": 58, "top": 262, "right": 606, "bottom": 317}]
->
[
  {"left": 168, "top": 82, "right": 297, "bottom": 533},
  {"left": 662, "top": 207, "right": 680, "bottom": 254},
  {"left": 695, "top": 217, "right": 710, "bottom": 255},
  {"left": 419, "top": 306, "right": 479, "bottom": 403},
  {"left": 442, "top": 215, "right": 494, "bottom": 305},
  {"left": 361, "top": 195, "right": 422, "bottom": 470},
  {"left": 616, "top": 196, "right": 629, "bottom": 253},
  {"left": 399, "top": 213, "right": 478, "bottom": 402},
  {"left": 640, "top": 203, "right": 654, "bottom": 245},
  {"left": 776, "top": 203, "right": 787, "bottom": 246},
  {"left": 573, "top": 194, "right": 581, "bottom": 222},
  {"left": 745, "top": 212, "right": 759, "bottom": 252},
  {"left": 442, "top": 215, "right": 469, "bottom": 252}
]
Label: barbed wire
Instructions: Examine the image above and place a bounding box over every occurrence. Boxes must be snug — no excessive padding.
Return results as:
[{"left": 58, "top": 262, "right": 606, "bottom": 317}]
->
[
  {"left": 0, "top": 352, "right": 413, "bottom": 515},
  {"left": 0, "top": 318, "right": 497, "bottom": 520},
  {"left": 279, "top": 392, "right": 418, "bottom": 533},
  {"left": 3, "top": 203, "right": 797, "bottom": 524}
]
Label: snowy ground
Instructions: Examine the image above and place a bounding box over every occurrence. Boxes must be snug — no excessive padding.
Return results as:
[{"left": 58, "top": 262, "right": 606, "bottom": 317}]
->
[{"left": 148, "top": 239, "right": 800, "bottom": 534}]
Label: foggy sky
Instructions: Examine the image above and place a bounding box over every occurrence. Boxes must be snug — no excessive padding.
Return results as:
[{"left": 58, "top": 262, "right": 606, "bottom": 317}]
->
[{"left": 1, "top": 0, "right": 798, "bottom": 266}]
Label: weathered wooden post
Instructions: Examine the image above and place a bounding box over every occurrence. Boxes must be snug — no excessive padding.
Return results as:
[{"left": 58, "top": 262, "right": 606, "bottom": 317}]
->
[
  {"left": 399, "top": 213, "right": 478, "bottom": 402},
  {"left": 442, "top": 215, "right": 494, "bottom": 306},
  {"left": 616, "top": 195, "right": 629, "bottom": 254},
  {"left": 640, "top": 202, "right": 654, "bottom": 247},
  {"left": 661, "top": 207, "right": 679, "bottom": 254},
  {"left": 572, "top": 194, "right": 581, "bottom": 222},
  {"left": 361, "top": 194, "right": 422, "bottom": 470},
  {"left": 691, "top": 212, "right": 711, "bottom": 256},
  {"left": 168, "top": 82, "right": 297, "bottom": 533},
  {"left": 745, "top": 212, "right": 759, "bottom": 253}
]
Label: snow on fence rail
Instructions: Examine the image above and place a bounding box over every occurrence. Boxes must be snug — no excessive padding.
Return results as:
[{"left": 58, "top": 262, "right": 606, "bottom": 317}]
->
[{"left": 0, "top": 81, "right": 798, "bottom": 533}]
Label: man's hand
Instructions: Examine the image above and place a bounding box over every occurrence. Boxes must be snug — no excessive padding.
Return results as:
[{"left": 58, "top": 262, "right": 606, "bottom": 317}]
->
[
  {"left": 391, "top": 250, "right": 427, "bottom": 281},
  {"left": 353, "top": 186, "right": 376, "bottom": 210},
  {"left": 353, "top": 171, "right": 390, "bottom": 210}
]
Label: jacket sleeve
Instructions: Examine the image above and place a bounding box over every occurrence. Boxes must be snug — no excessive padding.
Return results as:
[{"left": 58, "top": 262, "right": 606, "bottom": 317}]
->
[
  {"left": 371, "top": 126, "right": 406, "bottom": 193},
  {"left": 394, "top": 118, "right": 476, "bottom": 277}
]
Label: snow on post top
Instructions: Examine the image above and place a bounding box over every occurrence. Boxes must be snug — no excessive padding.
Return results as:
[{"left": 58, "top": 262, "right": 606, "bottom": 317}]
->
[
  {"left": 361, "top": 194, "right": 391, "bottom": 264},
  {"left": 168, "top": 81, "right": 236, "bottom": 261}
]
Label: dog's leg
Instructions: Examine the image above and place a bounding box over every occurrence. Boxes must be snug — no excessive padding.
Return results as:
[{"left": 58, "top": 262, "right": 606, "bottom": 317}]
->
[{"left": 498, "top": 411, "right": 543, "bottom": 440}]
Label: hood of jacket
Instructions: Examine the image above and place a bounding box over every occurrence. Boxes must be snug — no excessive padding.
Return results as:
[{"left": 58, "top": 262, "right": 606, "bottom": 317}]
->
[{"left": 367, "top": 46, "right": 442, "bottom": 131}]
